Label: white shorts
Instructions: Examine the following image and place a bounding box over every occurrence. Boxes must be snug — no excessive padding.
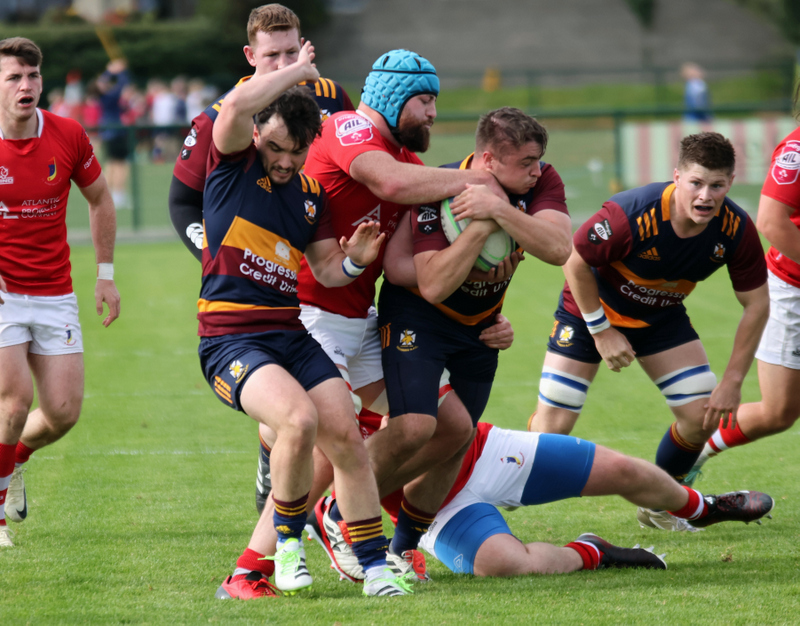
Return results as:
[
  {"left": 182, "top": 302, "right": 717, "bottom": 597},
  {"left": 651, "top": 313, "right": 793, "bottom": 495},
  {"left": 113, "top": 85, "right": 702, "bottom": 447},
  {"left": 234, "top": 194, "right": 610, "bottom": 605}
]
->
[
  {"left": 0, "top": 292, "right": 83, "bottom": 355},
  {"left": 755, "top": 270, "right": 800, "bottom": 370},
  {"left": 300, "top": 304, "right": 383, "bottom": 391}
]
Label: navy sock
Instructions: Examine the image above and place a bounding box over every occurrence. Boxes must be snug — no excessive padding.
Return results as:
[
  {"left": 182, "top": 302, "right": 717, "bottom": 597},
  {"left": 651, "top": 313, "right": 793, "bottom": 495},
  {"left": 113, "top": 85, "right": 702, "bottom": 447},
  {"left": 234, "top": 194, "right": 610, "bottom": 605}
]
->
[
  {"left": 389, "top": 497, "right": 436, "bottom": 555},
  {"left": 655, "top": 423, "right": 704, "bottom": 482},
  {"left": 273, "top": 494, "right": 309, "bottom": 543}
]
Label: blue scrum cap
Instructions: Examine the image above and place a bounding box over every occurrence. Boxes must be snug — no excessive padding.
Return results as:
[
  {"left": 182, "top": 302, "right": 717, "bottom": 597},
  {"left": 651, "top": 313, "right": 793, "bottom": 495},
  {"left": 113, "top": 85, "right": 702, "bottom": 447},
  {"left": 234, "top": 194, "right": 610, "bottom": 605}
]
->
[{"left": 361, "top": 49, "right": 439, "bottom": 128}]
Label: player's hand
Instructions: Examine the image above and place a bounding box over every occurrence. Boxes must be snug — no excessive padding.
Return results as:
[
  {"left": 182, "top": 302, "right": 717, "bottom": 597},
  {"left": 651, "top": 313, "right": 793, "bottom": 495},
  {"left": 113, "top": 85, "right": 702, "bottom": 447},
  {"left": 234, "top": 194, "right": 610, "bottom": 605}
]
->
[
  {"left": 450, "top": 183, "right": 508, "bottom": 222},
  {"left": 340, "top": 220, "right": 385, "bottom": 268},
  {"left": 486, "top": 251, "right": 524, "bottom": 283},
  {"left": 0, "top": 273, "right": 6, "bottom": 304},
  {"left": 95, "top": 279, "right": 120, "bottom": 327},
  {"left": 296, "top": 40, "right": 319, "bottom": 83},
  {"left": 593, "top": 327, "right": 635, "bottom": 372},
  {"left": 703, "top": 378, "right": 741, "bottom": 431},
  {"left": 479, "top": 313, "right": 514, "bottom": 350}
]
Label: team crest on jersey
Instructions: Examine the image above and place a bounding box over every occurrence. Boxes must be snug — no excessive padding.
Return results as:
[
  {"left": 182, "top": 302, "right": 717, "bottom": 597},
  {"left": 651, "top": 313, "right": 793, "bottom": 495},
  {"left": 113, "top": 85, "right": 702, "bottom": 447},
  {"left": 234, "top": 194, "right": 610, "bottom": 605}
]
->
[
  {"left": 771, "top": 140, "right": 800, "bottom": 185},
  {"left": 320, "top": 109, "right": 331, "bottom": 121},
  {"left": 335, "top": 114, "right": 373, "bottom": 146},
  {"left": 501, "top": 453, "right": 525, "bottom": 467},
  {"left": 64, "top": 326, "right": 76, "bottom": 346},
  {"left": 183, "top": 128, "right": 197, "bottom": 148},
  {"left": 47, "top": 158, "right": 57, "bottom": 182},
  {"left": 712, "top": 243, "right": 726, "bottom": 262},
  {"left": 516, "top": 199, "right": 527, "bottom": 212},
  {"left": 257, "top": 176, "right": 272, "bottom": 192},
  {"left": 587, "top": 219, "right": 612, "bottom": 244},
  {"left": 304, "top": 199, "right": 317, "bottom": 224},
  {"left": 228, "top": 359, "right": 249, "bottom": 383},
  {"left": 0, "top": 166, "right": 14, "bottom": 185},
  {"left": 556, "top": 324, "right": 575, "bottom": 347},
  {"left": 397, "top": 329, "right": 418, "bottom": 352}
]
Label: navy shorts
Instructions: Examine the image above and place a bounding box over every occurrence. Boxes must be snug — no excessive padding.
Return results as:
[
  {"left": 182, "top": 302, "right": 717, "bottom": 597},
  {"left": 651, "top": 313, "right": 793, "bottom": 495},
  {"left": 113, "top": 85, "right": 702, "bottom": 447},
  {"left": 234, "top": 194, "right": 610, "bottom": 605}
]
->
[
  {"left": 378, "top": 282, "right": 497, "bottom": 425},
  {"left": 547, "top": 307, "right": 699, "bottom": 363},
  {"left": 199, "top": 329, "right": 340, "bottom": 412}
]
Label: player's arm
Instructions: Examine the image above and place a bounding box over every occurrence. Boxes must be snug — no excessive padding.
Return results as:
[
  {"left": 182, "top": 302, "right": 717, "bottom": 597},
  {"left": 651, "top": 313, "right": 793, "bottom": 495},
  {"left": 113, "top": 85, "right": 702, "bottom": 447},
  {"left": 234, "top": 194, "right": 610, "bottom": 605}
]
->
[
  {"left": 563, "top": 247, "right": 634, "bottom": 372},
  {"left": 0, "top": 272, "right": 7, "bottom": 305},
  {"left": 349, "top": 150, "right": 506, "bottom": 204},
  {"left": 756, "top": 194, "right": 800, "bottom": 263},
  {"left": 414, "top": 219, "right": 499, "bottom": 303},
  {"left": 81, "top": 173, "right": 121, "bottom": 327},
  {"left": 703, "top": 283, "right": 769, "bottom": 429},
  {"left": 448, "top": 184, "right": 572, "bottom": 265},
  {"left": 213, "top": 41, "right": 319, "bottom": 154},
  {"left": 168, "top": 177, "right": 204, "bottom": 262},
  {"left": 305, "top": 221, "right": 385, "bottom": 288}
]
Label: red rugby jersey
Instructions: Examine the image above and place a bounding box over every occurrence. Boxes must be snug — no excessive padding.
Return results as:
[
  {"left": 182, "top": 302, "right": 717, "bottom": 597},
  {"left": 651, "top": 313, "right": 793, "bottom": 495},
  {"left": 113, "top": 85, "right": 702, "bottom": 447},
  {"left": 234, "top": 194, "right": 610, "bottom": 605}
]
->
[
  {"left": 761, "top": 125, "right": 800, "bottom": 288},
  {"left": 0, "top": 109, "right": 102, "bottom": 295},
  {"left": 299, "top": 111, "right": 422, "bottom": 318}
]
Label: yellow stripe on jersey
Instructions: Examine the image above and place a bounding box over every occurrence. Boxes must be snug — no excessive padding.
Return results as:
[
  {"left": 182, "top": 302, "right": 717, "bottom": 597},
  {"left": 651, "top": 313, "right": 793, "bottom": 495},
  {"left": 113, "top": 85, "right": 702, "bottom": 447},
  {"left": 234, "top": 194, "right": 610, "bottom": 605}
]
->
[
  {"left": 197, "top": 299, "right": 299, "bottom": 314},
  {"left": 219, "top": 216, "right": 303, "bottom": 274},
  {"left": 324, "top": 78, "right": 337, "bottom": 99},
  {"left": 299, "top": 173, "right": 321, "bottom": 196},
  {"left": 636, "top": 207, "right": 660, "bottom": 240},
  {"left": 721, "top": 206, "right": 741, "bottom": 238},
  {"left": 609, "top": 260, "right": 697, "bottom": 298}
]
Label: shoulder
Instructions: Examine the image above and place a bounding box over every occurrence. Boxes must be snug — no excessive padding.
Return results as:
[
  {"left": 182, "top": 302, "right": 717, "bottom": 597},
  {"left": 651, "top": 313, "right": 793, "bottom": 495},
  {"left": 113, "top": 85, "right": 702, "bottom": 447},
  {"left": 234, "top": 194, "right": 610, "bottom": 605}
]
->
[
  {"left": 41, "top": 109, "right": 85, "bottom": 136},
  {"left": 609, "top": 182, "right": 669, "bottom": 217},
  {"left": 295, "top": 172, "right": 326, "bottom": 200}
]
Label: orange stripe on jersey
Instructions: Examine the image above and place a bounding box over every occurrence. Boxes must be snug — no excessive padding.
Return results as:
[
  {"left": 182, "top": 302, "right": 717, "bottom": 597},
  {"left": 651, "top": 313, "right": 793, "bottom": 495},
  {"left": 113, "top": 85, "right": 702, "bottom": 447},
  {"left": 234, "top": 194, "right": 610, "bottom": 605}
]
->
[
  {"left": 197, "top": 299, "right": 299, "bottom": 314},
  {"left": 609, "top": 261, "right": 697, "bottom": 299},
  {"left": 299, "top": 173, "right": 321, "bottom": 196},
  {"left": 220, "top": 216, "right": 303, "bottom": 275},
  {"left": 408, "top": 287, "right": 504, "bottom": 325},
  {"left": 324, "top": 78, "right": 337, "bottom": 99},
  {"left": 660, "top": 183, "right": 675, "bottom": 221},
  {"left": 721, "top": 206, "right": 741, "bottom": 238},
  {"left": 600, "top": 299, "right": 650, "bottom": 328}
]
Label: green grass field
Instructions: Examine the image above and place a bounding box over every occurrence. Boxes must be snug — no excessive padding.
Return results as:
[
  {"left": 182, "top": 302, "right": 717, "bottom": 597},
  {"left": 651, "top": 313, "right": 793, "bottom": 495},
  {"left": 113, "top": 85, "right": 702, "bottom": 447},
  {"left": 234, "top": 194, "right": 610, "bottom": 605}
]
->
[{"left": 2, "top": 241, "right": 798, "bottom": 624}]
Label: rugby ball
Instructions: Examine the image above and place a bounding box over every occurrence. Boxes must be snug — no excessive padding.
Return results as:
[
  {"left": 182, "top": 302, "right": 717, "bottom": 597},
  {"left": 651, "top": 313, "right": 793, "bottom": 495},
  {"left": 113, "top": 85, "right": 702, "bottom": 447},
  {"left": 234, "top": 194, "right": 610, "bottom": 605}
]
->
[{"left": 440, "top": 196, "right": 515, "bottom": 271}]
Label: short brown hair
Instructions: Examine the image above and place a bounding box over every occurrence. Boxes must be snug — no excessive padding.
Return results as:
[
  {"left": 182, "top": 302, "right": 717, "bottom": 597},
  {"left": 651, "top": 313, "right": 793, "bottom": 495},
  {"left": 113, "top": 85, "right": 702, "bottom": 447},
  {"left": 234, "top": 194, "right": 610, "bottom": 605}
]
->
[
  {"left": 255, "top": 86, "right": 321, "bottom": 150},
  {"left": 0, "top": 37, "right": 42, "bottom": 68},
  {"left": 677, "top": 132, "right": 735, "bottom": 175},
  {"left": 475, "top": 107, "right": 548, "bottom": 158},
  {"left": 247, "top": 4, "right": 301, "bottom": 46}
]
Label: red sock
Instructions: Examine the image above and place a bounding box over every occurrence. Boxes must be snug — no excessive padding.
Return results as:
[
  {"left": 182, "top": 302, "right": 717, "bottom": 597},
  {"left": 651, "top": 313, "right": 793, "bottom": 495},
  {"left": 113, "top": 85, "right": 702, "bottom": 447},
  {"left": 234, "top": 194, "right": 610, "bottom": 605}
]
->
[
  {"left": 0, "top": 443, "right": 16, "bottom": 526},
  {"left": 15, "top": 441, "right": 34, "bottom": 466},
  {"left": 668, "top": 485, "right": 708, "bottom": 520},
  {"left": 566, "top": 540, "right": 602, "bottom": 570},
  {"left": 235, "top": 547, "right": 274, "bottom": 577},
  {"left": 707, "top": 417, "right": 751, "bottom": 453}
]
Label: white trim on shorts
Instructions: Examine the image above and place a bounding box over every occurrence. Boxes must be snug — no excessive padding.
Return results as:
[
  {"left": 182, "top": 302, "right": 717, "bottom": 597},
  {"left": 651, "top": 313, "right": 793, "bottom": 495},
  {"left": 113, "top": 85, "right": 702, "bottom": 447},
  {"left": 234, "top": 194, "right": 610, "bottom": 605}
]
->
[
  {"left": 0, "top": 292, "right": 83, "bottom": 355},
  {"left": 419, "top": 428, "right": 541, "bottom": 560},
  {"left": 755, "top": 270, "right": 800, "bottom": 370},
  {"left": 299, "top": 304, "right": 383, "bottom": 390}
]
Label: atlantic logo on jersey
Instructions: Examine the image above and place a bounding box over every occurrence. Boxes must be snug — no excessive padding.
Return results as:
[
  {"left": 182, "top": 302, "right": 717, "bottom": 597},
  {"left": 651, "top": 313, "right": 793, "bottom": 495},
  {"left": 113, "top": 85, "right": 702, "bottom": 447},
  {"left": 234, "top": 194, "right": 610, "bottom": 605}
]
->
[
  {"left": 772, "top": 140, "right": 800, "bottom": 185},
  {"left": 0, "top": 166, "right": 14, "bottom": 185},
  {"left": 335, "top": 114, "right": 373, "bottom": 146},
  {"left": 588, "top": 219, "right": 613, "bottom": 244},
  {"left": 418, "top": 205, "right": 439, "bottom": 234}
]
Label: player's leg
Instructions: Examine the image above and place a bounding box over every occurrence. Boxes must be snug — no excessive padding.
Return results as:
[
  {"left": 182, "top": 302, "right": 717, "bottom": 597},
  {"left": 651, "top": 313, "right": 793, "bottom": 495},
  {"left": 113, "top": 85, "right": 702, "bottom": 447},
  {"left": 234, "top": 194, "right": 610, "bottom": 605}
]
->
[
  {"left": 0, "top": 343, "right": 35, "bottom": 545},
  {"left": 309, "top": 377, "right": 410, "bottom": 596},
  {"left": 529, "top": 312, "right": 602, "bottom": 434}
]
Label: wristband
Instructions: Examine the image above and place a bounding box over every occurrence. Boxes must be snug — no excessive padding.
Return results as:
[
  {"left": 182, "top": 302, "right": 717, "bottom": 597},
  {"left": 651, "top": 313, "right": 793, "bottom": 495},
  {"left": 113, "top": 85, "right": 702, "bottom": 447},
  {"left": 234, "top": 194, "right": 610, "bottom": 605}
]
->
[
  {"left": 97, "top": 263, "right": 114, "bottom": 281},
  {"left": 342, "top": 257, "right": 366, "bottom": 279},
  {"left": 582, "top": 305, "right": 611, "bottom": 335}
]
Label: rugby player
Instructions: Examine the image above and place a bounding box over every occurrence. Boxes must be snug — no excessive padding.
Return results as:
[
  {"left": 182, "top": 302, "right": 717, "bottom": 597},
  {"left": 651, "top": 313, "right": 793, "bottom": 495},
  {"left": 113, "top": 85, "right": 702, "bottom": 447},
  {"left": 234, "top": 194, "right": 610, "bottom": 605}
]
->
[
  {"left": 371, "top": 106, "right": 572, "bottom": 566},
  {"left": 200, "top": 44, "right": 409, "bottom": 599},
  {"left": 299, "top": 49, "right": 515, "bottom": 583},
  {"left": 528, "top": 132, "right": 770, "bottom": 531},
  {"left": 0, "top": 37, "right": 121, "bottom": 548},
  {"left": 166, "top": 3, "right": 355, "bottom": 515},
  {"left": 686, "top": 98, "right": 800, "bottom": 482}
]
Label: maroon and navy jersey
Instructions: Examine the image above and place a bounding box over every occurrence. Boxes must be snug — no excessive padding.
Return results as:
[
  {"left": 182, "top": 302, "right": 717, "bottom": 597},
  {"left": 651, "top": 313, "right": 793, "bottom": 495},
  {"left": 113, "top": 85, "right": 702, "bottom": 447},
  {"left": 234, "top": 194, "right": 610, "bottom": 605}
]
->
[
  {"left": 299, "top": 111, "right": 422, "bottom": 318},
  {"left": 407, "top": 154, "right": 568, "bottom": 326},
  {"left": 564, "top": 182, "right": 767, "bottom": 328},
  {"left": 0, "top": 109, "right": 102, "bottom": 296},
  {"left": 198, "top": 142, "right": 334, "bottom": 337},
  {"left": 173, "top": 76, "right": 353, "bottom": 193},
  {"left": 761, "top": 125, "right": 800, "bottom": 287}
]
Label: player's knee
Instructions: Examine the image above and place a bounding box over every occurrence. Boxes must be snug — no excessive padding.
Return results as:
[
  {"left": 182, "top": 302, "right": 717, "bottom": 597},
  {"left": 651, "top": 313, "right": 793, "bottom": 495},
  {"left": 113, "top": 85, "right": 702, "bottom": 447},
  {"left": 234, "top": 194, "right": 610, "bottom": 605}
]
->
[
  {"left": 0, "top": 397, "right": 30, "bottom": 437},
  {"left": 655, "top": 365, "right": 716, "bottom": 407},
  {"left": 281, "top": 408, "right": 318, "bottom": 449},
  {"left": 537, "top": 366, "right": 590, "bottom": 415},
  {"left": 390, "top": 413, "right": 437, "bottom": 453}
]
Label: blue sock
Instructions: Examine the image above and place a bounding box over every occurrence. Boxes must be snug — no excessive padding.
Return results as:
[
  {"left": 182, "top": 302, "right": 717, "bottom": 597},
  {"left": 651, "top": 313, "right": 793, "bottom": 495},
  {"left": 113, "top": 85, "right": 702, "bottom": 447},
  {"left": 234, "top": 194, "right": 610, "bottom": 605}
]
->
[
  {"left": 655, "top": 423, "right": 704, "bottom": 482},
  {"left": 273, "top": 494, "right": 308, "bottom": 543},
  {"left": 390, "top": 497, "right": 436, "bottom": 555}
]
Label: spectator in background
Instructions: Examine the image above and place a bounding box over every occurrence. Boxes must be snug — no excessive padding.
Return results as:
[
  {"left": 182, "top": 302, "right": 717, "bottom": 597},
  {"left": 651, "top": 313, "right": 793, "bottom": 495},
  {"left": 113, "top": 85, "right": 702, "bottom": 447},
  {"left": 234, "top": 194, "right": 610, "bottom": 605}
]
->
[
  {"left": 185, "top": 78, "right": 218, "bottom": 122},
  {"left": 682, "top": 62, "right": 712, "bottom": 122},
  {"left": 96, "top": 58, "right": 132, "bottom": 209}
]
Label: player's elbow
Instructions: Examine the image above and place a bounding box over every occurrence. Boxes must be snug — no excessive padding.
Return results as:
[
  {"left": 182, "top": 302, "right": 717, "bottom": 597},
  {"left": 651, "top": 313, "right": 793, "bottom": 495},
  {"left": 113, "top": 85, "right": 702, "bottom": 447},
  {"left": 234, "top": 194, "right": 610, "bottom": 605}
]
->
[
  {"left": 371, "top": 176, "right": 408, "bottom": 202},
  {"left": 418, "top": 280, "right": 448, "bottom": 304},
  {"left": 550, "top": 239, "right": 573, "bottom": 266}
]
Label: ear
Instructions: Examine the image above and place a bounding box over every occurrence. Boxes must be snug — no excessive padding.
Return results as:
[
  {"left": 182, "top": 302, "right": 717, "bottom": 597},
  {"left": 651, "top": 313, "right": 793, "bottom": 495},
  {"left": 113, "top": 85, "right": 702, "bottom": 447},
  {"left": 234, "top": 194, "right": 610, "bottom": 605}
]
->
[
  {"left": 253, "top": 125, "right": 260, "bottom": 144},
  {"left": 672, "top": 167, "right": 680, "bottom": 185},
  {"left": 482, "top": 149, "right": 497, "bottom": 172},
  {"left": 243, "top": 45, "right": 257, "bottom": 69}
]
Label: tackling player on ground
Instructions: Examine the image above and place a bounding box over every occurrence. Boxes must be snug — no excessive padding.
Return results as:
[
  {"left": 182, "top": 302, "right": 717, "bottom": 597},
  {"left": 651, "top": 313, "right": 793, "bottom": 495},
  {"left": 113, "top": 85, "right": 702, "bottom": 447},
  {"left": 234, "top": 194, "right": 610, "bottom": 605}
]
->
[
  {"left": 528, "top": 132, "right": 769, "bottom": 531},
  {"left": 0, "top": 37, "right": 121, "bottom": 548}
]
